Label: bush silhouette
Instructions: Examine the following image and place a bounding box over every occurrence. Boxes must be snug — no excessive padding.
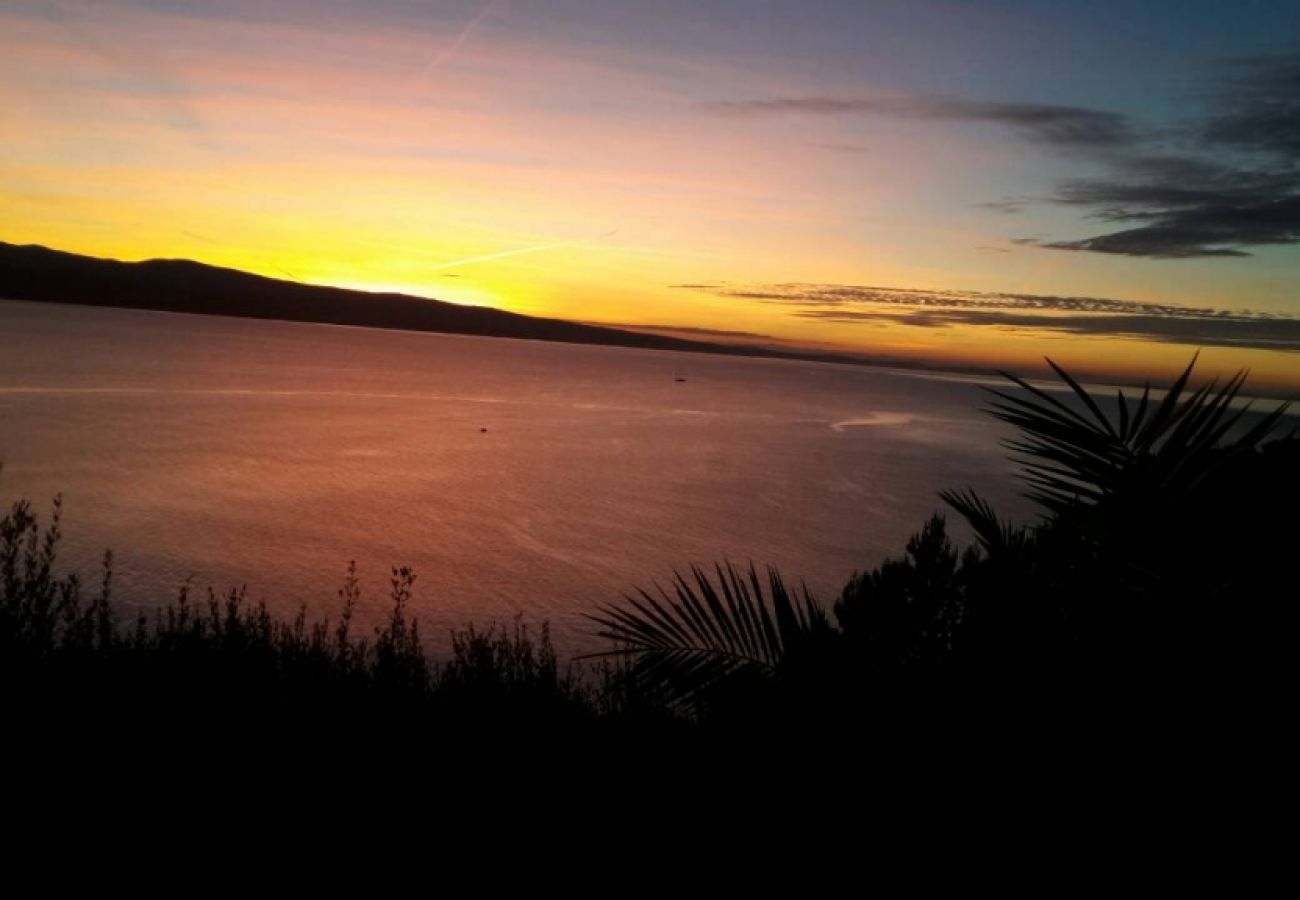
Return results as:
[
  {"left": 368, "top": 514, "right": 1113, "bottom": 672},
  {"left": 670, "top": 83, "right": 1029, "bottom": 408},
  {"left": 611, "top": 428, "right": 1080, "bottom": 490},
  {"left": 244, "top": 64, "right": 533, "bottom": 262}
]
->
[{"left": 3, "top": 355, "right": 1294, "bottom": 736}]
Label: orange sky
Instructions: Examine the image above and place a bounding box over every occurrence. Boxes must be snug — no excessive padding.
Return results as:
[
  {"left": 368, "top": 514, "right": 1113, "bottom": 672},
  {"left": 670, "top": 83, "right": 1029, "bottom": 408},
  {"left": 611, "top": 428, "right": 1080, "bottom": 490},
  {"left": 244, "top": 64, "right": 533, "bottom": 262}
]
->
[{"left": 3, "top": 1, "right": 1298, "bottom": 393}]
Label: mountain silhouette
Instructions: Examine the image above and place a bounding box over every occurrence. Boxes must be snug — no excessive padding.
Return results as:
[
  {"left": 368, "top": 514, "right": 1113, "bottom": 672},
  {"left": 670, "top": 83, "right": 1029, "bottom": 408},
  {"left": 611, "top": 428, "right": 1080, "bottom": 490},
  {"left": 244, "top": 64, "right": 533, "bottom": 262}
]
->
[
  {"left": 0, "top": 241, "right": 710, "bottom": 349},
  {"left": 0, "top": 241, "right": 883, "bottom": 368}
]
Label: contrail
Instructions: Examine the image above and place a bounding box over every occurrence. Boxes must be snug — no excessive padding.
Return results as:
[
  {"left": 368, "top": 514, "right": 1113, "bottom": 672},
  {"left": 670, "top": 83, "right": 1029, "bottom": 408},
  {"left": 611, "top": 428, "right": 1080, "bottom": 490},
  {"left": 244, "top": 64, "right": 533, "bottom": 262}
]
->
[
  {"left": 425, "top": 239, "right": 577, "bottom": 271},
  {"left": 416, "top": 0, "right": 502, "bottom": 81},
  {"left": 182, "top": 228, "right": 300, "bottom": 280},
  {"left": 426, "top": 230, "right": 618, "bottom": 271},
  {"left": 42, "top": 0, "right": 205, "bottom": 135}
]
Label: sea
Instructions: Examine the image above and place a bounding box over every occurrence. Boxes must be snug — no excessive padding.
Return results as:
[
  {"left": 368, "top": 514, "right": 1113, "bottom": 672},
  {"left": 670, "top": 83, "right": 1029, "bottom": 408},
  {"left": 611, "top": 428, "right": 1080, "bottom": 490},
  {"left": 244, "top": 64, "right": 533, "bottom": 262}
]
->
[{"left": 0, "top": 298, "right": 1027, "bottom": 657}]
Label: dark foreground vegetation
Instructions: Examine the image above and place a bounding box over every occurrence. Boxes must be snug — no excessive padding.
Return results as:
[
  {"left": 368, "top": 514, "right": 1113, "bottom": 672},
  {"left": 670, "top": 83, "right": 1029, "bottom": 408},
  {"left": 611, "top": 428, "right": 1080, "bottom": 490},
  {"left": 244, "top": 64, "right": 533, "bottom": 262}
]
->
[{"left": 3, "top": 356, "right": 1296, "bottom": 751}]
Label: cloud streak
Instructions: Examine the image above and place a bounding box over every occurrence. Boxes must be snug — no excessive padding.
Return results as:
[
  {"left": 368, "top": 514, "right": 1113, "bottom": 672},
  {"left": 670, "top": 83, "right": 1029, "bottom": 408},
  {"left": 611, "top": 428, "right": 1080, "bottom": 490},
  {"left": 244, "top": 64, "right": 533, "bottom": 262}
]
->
[
  {"left": 414, "top": 0, "right": 503, "bottom": 82},
  {"left": 975, "top": 200, "right": 1029, "bottom": 214},
  {"left": 674, "top": 281, "right": 1300, "bottom": 353},
  {"left": 1028, "top": 195, "right": 1300, "bottom": 259},
  {"left": 704, "top": 95, "right": 1134, "bottom": 147},
  {"left": 795, "top": 308, "right": 1300, "bottom": 352},
  {"left": 685, "top": 281, "right": 1223, "bottom": 316}
]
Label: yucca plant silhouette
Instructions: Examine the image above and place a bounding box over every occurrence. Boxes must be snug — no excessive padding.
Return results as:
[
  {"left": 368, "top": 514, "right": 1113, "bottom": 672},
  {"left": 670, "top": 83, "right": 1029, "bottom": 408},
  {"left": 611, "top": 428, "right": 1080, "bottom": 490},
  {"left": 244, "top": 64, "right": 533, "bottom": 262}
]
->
[{"left": 583, "top": 562, "right": 831, "bottom": 714}]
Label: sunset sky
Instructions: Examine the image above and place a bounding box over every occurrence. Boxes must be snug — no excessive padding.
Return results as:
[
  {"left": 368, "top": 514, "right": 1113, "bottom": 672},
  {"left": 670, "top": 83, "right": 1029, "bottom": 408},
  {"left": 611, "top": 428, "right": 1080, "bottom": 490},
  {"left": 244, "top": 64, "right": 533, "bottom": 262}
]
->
[{"left": 4, "top": 1, "right": 1298, "bottom": 389}]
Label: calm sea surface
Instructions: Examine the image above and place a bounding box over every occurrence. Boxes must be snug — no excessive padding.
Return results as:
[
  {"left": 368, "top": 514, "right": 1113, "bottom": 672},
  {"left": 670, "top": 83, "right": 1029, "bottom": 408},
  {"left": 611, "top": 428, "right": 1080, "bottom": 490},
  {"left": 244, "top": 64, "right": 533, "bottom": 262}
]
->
[{"left": 0, "top": 299, "right": 1027, "bottom": 656}]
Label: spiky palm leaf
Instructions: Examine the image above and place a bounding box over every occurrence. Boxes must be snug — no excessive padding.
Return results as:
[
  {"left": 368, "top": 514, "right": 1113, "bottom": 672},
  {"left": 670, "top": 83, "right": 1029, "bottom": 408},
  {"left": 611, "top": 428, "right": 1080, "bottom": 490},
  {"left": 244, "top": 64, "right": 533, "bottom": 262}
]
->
[
  {"left": 983, "top": 354, "right": 1289, "bottom": 514},
  {"left": 936, "top": 487, "right": 1029, "bottom": 556},
  {"left": 583, "top": 562, "right": 827, "bottom": 710}
]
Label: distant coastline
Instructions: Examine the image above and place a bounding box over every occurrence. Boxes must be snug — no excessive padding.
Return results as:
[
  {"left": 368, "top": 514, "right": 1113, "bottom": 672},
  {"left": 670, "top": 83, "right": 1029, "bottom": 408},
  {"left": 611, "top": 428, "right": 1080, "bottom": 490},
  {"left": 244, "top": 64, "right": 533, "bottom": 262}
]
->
[{"left": 0, "top": 240, "right": 935, "bottom": 374}]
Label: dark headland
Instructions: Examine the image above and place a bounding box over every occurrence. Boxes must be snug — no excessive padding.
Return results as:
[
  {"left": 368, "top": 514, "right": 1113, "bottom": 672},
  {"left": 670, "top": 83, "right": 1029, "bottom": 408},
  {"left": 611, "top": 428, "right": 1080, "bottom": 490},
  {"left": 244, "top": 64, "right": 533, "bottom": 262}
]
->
[{"left": 0, "top": 240, "right": 893, "bottom": 369}]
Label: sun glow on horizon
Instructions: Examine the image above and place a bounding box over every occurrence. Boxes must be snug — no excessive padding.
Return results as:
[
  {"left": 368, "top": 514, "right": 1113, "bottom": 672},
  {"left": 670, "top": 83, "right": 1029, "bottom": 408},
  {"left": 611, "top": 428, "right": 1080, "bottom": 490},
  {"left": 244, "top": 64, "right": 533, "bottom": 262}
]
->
[{"left": 3, "top": 1, "right": 1298, "bottom": 393}]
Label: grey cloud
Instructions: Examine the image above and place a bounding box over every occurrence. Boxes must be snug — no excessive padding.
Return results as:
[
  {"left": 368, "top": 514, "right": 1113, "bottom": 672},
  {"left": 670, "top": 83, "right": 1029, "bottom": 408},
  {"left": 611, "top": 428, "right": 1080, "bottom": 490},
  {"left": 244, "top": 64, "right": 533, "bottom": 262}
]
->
[
  {"left": 976, "top": 200, "right": 1029, "bottom": 214},
  {"left": 793, "top": 308, "right": 1300, "bottom": 352},
  {"left": 675, "top": 281, "right": 1299, "bottom": 353},
  {"left": 1036, "top": 56, "right": 1300, "bottom": 258},
  {"left": 1034, "top": 194, "right": 1300, "bottom": 258},
  {"left": 1054, "top": 157, "right": 1294, "bottom": 212},
  {"left": 690, "top": 281, "right": 1213, "bottom": 316},
  {"left": 704, "top": 95, "right": 1134, "bottom": 147},
  {"left": 820, "top": 142, "right": 872, "bottom": 154},
  {"left": 708, "top": 55, "right": 1300, "bottom": 260},
  {"left": 1203, "top": 56, "right": 1300, "bottom": 163}
]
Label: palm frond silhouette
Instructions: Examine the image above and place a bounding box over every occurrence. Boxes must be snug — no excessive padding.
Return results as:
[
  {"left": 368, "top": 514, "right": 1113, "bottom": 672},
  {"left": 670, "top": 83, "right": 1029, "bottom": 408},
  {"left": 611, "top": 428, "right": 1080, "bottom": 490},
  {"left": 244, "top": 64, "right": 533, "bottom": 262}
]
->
[
  {"left": 977, "top": 354, "right": 1289, "bottom": 514},
  {"left": 936, "top": 487, "right": 1028, "bottom": 556},
  {"left": 590, "top": 354, "right": 1293, "bottom": 714},
  {"left": 583, "top": 562, "right": 828, "bottom": 710}
]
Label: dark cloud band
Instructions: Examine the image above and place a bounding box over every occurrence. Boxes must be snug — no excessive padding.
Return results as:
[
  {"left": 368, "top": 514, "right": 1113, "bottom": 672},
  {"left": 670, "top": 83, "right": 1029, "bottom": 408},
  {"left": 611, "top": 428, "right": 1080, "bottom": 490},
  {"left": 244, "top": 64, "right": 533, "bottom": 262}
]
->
[
  {"left": 704, "top": 94, "right": 1133, "bottom": 147},
  {"left": 795, "top": 308, "right": 1300, "bottom": 352},
  {"left": 673, "top": 281, "right": 1300, "bottom": 354}
]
